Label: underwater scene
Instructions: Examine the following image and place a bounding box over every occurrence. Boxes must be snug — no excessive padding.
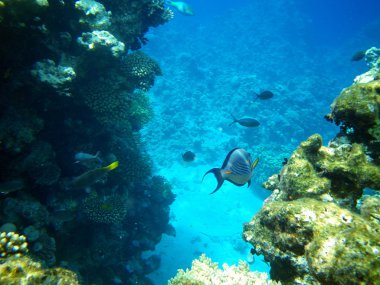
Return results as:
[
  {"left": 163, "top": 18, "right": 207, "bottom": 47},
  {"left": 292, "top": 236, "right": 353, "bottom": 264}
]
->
[{"left": 0, "top": 0, "right": 379, "bottom": 284}]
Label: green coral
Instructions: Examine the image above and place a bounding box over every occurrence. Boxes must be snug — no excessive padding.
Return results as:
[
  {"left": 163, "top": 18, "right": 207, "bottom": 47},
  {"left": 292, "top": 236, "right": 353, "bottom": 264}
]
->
[{"left": 169, "top": 254, "right": 279, "bottom": 285}]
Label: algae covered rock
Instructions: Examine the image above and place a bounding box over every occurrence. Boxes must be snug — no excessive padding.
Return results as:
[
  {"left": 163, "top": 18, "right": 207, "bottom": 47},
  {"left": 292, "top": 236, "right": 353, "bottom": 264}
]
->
[
  {"left": 329, "top": 80, "right": 380, "bottom": 144},
  {"left": 268, "top": 133, "right": 380, "bottom": 208},
  {"left": 169, "top": 254, "right": 279, "bottom": 285},
  {"left": 243, "top": 198, "right": 380, "bottom": 285},
  {"left": 0, "top": 255, "right": 79, "bottom": 285},
  {"left": 246, "top": 51, "right": 380, "bottom": 285}
]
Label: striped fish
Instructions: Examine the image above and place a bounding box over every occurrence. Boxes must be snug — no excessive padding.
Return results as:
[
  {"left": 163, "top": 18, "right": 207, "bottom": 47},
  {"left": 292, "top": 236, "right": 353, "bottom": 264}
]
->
[{"left": 202, "top": 148, "right": 259, "bottom": 194}]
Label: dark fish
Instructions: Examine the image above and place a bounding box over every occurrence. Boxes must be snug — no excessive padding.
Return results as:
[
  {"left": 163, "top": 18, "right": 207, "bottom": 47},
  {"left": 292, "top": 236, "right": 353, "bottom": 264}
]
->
[
  {"left": 230, "top": 113, "right": 260, "bottom": 127},
  {"left": 182, "top": 151, "right": 196, "bottom": 162},
  {"left": 202, "top": 148, "right": 259, "bottom": 194},
  {"left": 255, "top": 90, "right": 274, "bottom": 100},
  {"left": 282, "top": 158, "right": 288, "bottom": 166},
  {"left": 71, "top": 161, "right": 119, "bottom": 188},
  {"left": 351, "top": 50, "right": 366, "bottom": 61},
  {"left": 0, "top": 179, "right": 25, "bottom": 194}
]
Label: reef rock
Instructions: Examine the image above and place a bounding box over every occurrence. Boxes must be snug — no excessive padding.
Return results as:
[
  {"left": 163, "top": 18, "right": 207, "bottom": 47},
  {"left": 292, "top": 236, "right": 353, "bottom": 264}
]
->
[
  {"left": 244, "top": 47, "right": 380, "bottom": 285},
  {"left": 243, "top": 198, "right": 380, "bottom": 285}
]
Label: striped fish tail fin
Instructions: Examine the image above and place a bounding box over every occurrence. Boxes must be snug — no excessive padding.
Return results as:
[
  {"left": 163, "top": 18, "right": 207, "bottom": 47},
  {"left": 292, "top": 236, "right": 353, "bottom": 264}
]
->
[{"left": 202, "top": 168, "right": 224, "bottom": 194}]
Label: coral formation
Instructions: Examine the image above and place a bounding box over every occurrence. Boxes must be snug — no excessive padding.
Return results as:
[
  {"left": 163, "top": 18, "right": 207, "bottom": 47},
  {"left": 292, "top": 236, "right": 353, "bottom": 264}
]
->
[
  {"left": 83, "top": 192, "right": 128, "bottom": 224},
  {"left": 244, "top": 198, "right": 380, "bottom": 284},
  {"left": 169, "top": 254, "right": 279, "bottom": 285},
  {"left": 77, "top": 30, "right": 126, "bottom": 57},
  {"left": 354, "top": 47, "right": 380, "bottom": 83},
  {"left": 0, "top": 232, "right": 28, "bottom": 258},
  {"left": 31, "top": 59, "right": 76, "bottom": 94},
  {"left": 121, "top": 51, "right": 163, "bottom": 91},
  {"left": 0, "top": 0, "right": 174, "bottom": 283},
  {"left": 75, "top": 0, "right": 111, "bottom": 30},
  {"left": 244, "top": 47, "right": 380, "bottom": 285},
  {"left": 0, "top": 255, "right": 79, "bottom": 285},
  {"left": 328, "top": 79, "right": 380, "bottom": 161}
]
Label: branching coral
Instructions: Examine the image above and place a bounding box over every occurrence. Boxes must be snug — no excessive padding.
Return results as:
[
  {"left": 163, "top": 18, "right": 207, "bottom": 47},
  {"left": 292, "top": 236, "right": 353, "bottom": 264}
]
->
[{"left": 169, "top": 254, "right": 279, "bottom": 285}]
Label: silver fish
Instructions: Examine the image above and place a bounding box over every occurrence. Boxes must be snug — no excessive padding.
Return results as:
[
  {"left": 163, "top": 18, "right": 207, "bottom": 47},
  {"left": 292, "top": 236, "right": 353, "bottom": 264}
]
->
[
  {"left": 202, "top": 148, "right": 259, "bottom": 194},
  {"left": 74, "top": 151, "right": 102, "bottom": 164}
]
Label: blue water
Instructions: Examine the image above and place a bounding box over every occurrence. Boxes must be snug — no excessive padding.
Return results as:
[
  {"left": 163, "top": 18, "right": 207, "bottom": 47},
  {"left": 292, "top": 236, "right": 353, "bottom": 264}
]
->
[{"left": 140, "top": 0, "right": 380, "bottom": 283}]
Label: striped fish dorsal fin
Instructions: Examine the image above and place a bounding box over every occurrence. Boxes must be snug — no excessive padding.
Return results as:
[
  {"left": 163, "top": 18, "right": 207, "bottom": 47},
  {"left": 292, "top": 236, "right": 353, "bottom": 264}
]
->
[
  {"left": 251, "top": 158, "right": 259, "bottom": 170},
  {"left": 221, "top": 148, "right": 239, "bottom": 169}
]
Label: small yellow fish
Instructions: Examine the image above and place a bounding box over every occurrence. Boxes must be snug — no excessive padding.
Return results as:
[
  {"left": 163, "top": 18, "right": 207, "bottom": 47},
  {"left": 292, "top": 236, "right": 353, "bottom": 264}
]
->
[
  {"left": 71, "top": 161, "right": 119, "bottom": 188},
  {"left": 167, "top": 1, "right": 194, "bottom": 16}
]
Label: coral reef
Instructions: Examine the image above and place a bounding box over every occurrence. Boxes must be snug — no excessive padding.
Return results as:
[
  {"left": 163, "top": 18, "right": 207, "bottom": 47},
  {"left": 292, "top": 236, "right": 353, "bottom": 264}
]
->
[
  {"left": 168, "top": 254, "right": 279, "bottom": 285},
  {"left": 0, "top": 0, "right": 174, "bottom": 283},
  {"left": 243, "top": 47, "right": 380, "bottom": 285}
]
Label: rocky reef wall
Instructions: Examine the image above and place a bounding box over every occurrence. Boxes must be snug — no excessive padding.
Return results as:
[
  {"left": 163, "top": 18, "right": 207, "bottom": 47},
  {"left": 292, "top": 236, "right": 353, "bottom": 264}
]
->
[
  {"left": 0, "top": 0, "right": 175, "bottom": 284},
  {"left": 243, "top": 47, "right": 380, "bottom": 285}
]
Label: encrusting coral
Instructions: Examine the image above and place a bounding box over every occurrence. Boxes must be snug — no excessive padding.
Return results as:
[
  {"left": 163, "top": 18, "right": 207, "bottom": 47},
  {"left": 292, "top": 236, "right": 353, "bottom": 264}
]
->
[
  {"left": 169, "top": 254, "right": 279, "bottom": 285},
  {"left": 82, "top": 192, "right": 128, "bottom": 224},
  {"left": 243, "top": 47, "right": 380, "bottom": 285},
  {"left": 0, "top": 256, "right": 80, "bottom": 285},
  {"left": 0, "top": 232, "right": 79, "bottom": 284}
]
